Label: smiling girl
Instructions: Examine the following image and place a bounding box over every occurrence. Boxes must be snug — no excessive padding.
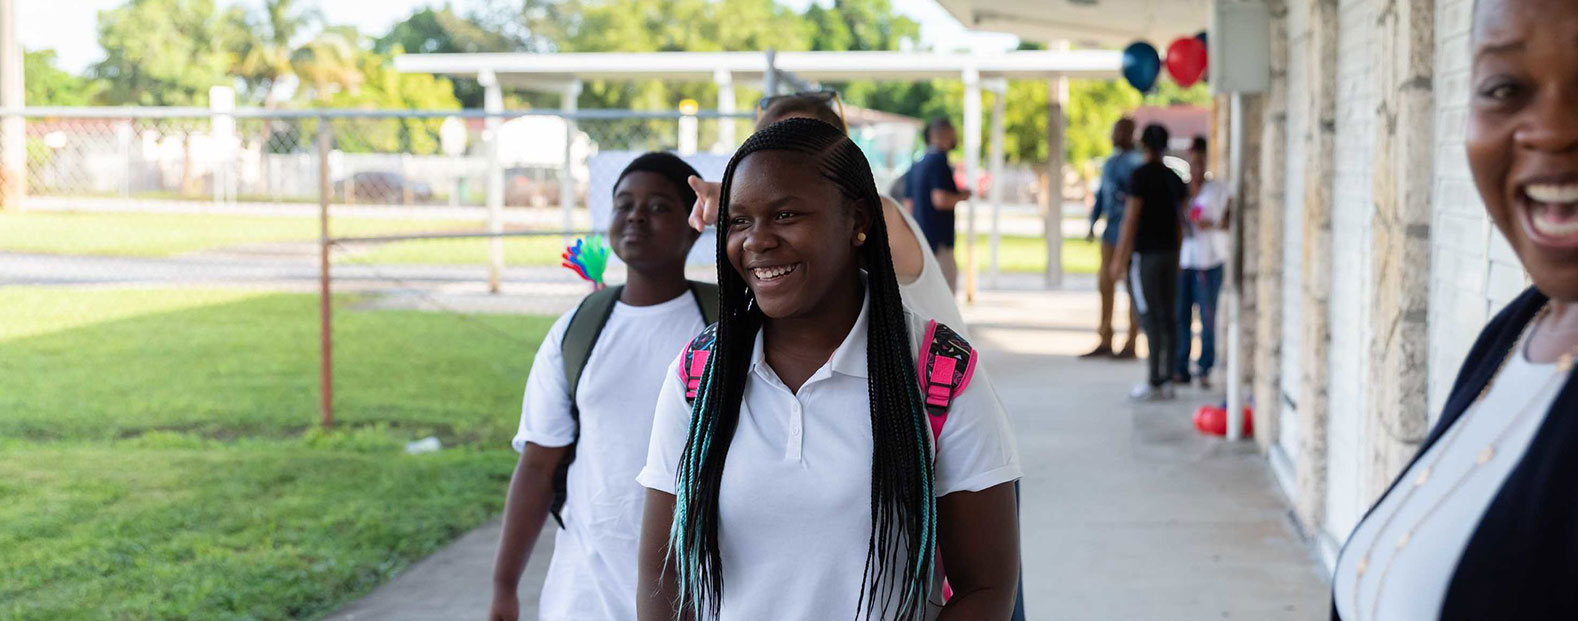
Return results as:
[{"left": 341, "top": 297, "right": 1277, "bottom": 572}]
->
[{"left": 636, "top": 118, "right": 1021, "bottom": 620}]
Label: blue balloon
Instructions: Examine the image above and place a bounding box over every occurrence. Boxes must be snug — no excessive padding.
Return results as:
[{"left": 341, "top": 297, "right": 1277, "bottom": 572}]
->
[{"left": 1122, "top": 41, "right": 1161, "bottom": 93}]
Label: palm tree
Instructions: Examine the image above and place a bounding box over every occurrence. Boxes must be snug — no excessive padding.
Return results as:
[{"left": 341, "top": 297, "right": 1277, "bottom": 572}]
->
[{"left": 236, "top": 0, "right": 362, "bottom": 107}]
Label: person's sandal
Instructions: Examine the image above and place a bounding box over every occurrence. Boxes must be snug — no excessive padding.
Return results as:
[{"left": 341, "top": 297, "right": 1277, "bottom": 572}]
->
[
  {"left": 1114, "top": 345, "right": 1138, "bottom": 359},
  {"left": 1079, "top": 344, "right": 1115, "bottom": 359}
]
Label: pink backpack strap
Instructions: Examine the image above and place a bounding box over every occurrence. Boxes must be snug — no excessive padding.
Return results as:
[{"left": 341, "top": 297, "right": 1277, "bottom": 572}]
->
[
  {"left": 679, "top": 323, "right": 719, "bottom": 403},
  {"left": 916, "top": 320, "right": 978, "bottom": 452}
]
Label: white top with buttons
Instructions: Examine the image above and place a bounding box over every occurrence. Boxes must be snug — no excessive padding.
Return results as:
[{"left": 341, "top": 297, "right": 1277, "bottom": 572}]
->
[{"left": 638, "top": 293, "right": 1022, "bottom": 620}]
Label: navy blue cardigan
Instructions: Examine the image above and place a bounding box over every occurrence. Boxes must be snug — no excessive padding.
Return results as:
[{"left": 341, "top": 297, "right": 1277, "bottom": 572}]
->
[{"left": 1333, "top": 287, "right": 1578, "bottom": 620}]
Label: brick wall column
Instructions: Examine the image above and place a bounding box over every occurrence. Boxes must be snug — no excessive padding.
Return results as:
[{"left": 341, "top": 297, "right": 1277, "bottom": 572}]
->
[
  {"left": 1254, "top": 0, "right": 1291, "bottom": 454},
  {"left": 1294, "top": 0, "right": 1339, "bottom": 531},
  {"left": 1365, "top": 0, "right": 1435, "bottom": 498}
]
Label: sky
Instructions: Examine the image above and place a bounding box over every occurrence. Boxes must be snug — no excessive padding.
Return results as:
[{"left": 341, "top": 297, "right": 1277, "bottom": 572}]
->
[{"left": 17, "top": 0, "right": 1019, "bottom": 75}]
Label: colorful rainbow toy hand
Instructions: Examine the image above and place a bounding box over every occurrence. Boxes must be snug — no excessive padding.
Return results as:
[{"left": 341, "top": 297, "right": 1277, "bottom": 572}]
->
[{"left": 561, "top": 235, "right": 610, "bottom": 289}]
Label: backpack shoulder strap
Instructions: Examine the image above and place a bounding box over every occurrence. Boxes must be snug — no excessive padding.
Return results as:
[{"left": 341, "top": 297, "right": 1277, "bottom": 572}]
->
[
  {"left": 548, "top": 284, "right": 623, "bottom": 528},
  {"left": 688, "top": 281, "right": 720, "bottom": 325},
  {"left": 562, "top": 285, "right": 624, "bottom": 411},
  {"left": 679, "top": 323, "right": 719, "bottom": 405},
  {"left": 916, "top": 320, "right": 978, "bottom": 451}
]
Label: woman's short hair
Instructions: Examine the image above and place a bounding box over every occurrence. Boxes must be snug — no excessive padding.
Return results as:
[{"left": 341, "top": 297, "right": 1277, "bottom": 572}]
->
[
  {"left": 1141, "top": 123, "right": 1170, "bottom": 154},
  {"left": 1190, "top": 136, "right": 1208, "bottom": 155},
  {"left": 756, "top": 94, "right": 845, "bottom": 131}
]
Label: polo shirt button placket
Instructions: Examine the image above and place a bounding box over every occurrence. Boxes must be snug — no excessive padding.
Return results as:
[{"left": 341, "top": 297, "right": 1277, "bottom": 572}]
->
[{"left": 788, "top": 400, "right": 804, "bottom": 461}]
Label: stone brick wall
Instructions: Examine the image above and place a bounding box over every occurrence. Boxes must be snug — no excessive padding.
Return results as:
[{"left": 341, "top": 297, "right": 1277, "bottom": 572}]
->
[
  {"left": 1427, "top": 0, "right": 1530, "bottom": 416},
  {"left": 1365, "top": 0, "right": 1435, "bottom": 506},
  {"left": 1323, "top": 0, "right": 1377, "bottom": 545},
  {"left": 1279, "top": 0, "right": 1311, "bottom": 467},
  {"left": 1294, "top": 0, "right": 1338, "bottom": 534},
  {"left": 1254, "top": 0, "right": 1290, "bottom": 461}
]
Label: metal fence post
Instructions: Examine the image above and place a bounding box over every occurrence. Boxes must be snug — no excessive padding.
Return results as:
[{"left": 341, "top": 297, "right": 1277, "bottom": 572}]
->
[
  {"left": 317, "top": 116, "right": 334, "bottom": 428},
  {"left": 482, "top": 69, "right": 504, "bottom": 293},
  {"left": 561, "top": 81, "right": 582, "bottom": 243}
]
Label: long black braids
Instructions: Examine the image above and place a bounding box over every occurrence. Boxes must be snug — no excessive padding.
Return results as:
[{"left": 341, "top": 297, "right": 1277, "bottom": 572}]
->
[{"left": 668, "top": 117, "right": 937, "bottom": 620}]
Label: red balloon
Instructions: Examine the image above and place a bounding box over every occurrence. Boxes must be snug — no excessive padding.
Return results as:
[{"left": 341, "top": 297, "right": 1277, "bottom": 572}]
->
[
  {"left": 1193, "top": 404, "right": 1254, "bottom": 437},
  {"left": 1165, "top": 37, "right": 1208, "bottom": 87}
]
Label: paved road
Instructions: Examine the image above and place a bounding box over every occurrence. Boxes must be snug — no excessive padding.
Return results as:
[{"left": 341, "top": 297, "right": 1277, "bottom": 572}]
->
[{"left": 326, "top": 283, "right": 1328, "bottom": 621}]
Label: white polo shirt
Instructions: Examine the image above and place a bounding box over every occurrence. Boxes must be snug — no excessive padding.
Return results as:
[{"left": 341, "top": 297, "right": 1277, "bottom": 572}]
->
[
  {"left": 636, "top": 296, "right": 1022, "bottom": 620},
  {"left": 514, "top": 291, "right": 707, "bottom": 621}
]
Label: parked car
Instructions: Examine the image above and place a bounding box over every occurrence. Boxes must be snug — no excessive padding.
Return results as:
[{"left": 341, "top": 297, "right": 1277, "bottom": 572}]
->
[{"left": 334, "top": 171, "right": 434, "bottom": 205}]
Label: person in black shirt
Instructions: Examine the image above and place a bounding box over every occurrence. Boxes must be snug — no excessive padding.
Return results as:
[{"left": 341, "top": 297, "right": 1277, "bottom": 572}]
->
[{"left": 1109, "top": 123, "right": 1186, "bottom": 400}]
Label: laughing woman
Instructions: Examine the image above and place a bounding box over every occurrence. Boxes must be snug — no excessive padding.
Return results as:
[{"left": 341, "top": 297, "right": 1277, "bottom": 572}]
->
[
  {"left": 636, "top": 118, "right": 1022, "bottom": 620},
  {"left": 1332, "top": 0, "right": 1578, "bottom": 619}
]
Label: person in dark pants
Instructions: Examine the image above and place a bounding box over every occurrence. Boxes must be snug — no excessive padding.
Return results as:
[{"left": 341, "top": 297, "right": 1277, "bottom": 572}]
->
[
  {"left": 908, "top": 117, "right": 974, "bottom": 291},
  {"left": 1110, "top": 123, "right": 1186, "bottom": 401}
]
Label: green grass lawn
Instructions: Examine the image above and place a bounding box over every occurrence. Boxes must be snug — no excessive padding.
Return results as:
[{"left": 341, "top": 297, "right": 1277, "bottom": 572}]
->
[
  {"left": 962, "top": 234, "right": 1101, "bottom": 275},
  {"left": 0, "top": 287, "right": 554, "bottom": 619},
  {"left": 0, "top": 211, "right": 1101, "bottom": 276},
  {"left": 347, "top": 235, "right": 570, "bottom": 266}
]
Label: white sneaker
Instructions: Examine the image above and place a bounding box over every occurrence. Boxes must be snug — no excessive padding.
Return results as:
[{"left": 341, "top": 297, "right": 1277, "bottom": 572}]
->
[{"left": 1129, "top": 383, "right": 1163, "bottom": 401}]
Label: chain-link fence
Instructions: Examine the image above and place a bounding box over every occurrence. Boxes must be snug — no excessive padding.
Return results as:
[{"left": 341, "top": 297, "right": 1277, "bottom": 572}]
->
[
  {"left": 1, "top": 108, "right": 754, "bottom": 210},
  {"left": 0, "top": 107, "right": 755, "bottom": 429}
]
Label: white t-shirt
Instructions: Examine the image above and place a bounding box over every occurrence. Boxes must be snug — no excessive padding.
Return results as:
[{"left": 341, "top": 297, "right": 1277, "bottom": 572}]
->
[
  {"left": 1332, "top": 332, "right": 1564, "bottom": 621},
  {"left": 890, "top": 197, "right": 970, "bottom": 339},
  {"left": 514, "top": 291, "right": 708, "bottom": 621},
  {"left": 636, "top": 295, "right": 1021, "bottom": 620},
  {"left": 1179, "top": 180, "right": 1230, "bottom": 270}
]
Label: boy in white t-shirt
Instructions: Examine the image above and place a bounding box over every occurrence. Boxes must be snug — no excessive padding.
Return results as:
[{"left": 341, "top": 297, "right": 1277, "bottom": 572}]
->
[{"left": 489, "top": 153, "right": 713, "bottom": 621}]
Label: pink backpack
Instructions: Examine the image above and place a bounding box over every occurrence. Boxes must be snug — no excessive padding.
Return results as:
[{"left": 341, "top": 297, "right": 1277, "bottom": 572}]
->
[
  {"left": 679, "top": 319, "right": 978, "bottom": 606},
  {"left": 679, "top": 319, "right": 977, "bottom": 450}
]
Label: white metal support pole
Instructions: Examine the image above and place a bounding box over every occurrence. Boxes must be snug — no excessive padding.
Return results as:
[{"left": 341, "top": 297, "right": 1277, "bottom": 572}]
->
[
  {"left": 763, "top": 49, "right": 778, "bottom": 98},
  {"left": 1046, "top": 59, "right": 1069, "bottom": 288},
  {"left": 481, "top": 69, "right": 504, "bottom": 294},
  {"left": 986, "top": 78, "right": 1007, "bottom": 289},
  {"left": 561, "top": 80, "right": 582, "bottom": 242},
  {"left": 1225, "top": 93, "right": 1246, "bottom": 441},
  {"left": 961, "top": 66, "right": 982, "bottom": 304},
  {"left": 714, "top": 69, "right": 736, "bottom": 152},
  {"left": 0, "top": 0, "right": 21, "bottom": 212},
  {"left": 210, "top": 86, "right": 235, "bottom": 206}
]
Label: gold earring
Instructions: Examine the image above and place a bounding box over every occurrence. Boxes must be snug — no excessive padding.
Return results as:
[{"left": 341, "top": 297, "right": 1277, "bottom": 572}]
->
[{"left": 857, "top": 232, "right": 867, "bottom": 244}]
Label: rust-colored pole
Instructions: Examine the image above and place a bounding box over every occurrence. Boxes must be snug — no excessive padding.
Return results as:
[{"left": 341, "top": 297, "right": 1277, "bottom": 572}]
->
[{"left": 317, "top": 117, "right": 334, "bottom": 428}]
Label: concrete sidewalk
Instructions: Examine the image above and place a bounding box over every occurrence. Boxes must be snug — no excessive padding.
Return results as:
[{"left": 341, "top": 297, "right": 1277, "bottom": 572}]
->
[{"left": 328, "top": 281, "right": 1327, "bottom": 621}]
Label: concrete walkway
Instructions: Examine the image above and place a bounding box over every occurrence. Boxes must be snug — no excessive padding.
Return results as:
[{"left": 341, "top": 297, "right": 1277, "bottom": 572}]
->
[{"left": 329, "top": 279, "right": 1328, "bottom": 620}]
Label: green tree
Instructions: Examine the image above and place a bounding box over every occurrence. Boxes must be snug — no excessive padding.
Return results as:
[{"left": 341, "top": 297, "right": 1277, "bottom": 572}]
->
[
  {"left": 1066, "top": 79, "right": 1142, "bottom": 175},
  {"left": 234, "top": 1, "right": 361, "bottom": 106},
  {"left": 317, "top": 50, "right": 461, "bottom": 154},
  {"left": 23, "top": 50, "right": 98, "bottom": 106},
  {"left": 374, "top": 7, "right": 517, "bottom": 107},
  {"left": 91, "top": 0, "right": 246, "bottom": 106}
]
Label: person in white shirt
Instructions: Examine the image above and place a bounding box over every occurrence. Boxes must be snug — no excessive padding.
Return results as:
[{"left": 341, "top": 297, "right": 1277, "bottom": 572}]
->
[
  {"left": 489, "top": 153, "right": 710, "bottom": 621},
  {"left": 636, "top": 118, "right": 1021, "bottom": 620},
  {"left": 1174, "top": 136, "right": 1231, "bottom": 388}
]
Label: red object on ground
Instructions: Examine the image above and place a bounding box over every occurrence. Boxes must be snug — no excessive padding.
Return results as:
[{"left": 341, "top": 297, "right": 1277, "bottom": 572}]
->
[
  {"left": 1193, "top": 404, "right": 1254, "bottom": 437},
  {"left": 1165, "top": 37, "right": 1208, "bottom": 87}
]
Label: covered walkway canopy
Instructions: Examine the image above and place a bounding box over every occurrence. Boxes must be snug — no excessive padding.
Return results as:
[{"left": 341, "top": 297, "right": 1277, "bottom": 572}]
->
[
  {"left": 395, "top": 49, "right": 1122, "bottom": 298},
  {"left": 936, "top": 0, "right": 1210, "bottom": 47}
]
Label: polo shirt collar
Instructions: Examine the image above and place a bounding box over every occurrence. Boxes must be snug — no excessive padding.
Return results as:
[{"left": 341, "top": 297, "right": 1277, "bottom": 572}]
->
[{"left": 749, "top": 291, "right": 871, "bottom": 380}]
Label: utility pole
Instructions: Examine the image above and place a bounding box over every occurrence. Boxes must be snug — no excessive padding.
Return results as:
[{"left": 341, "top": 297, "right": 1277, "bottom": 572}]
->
[{"left": 0, "top": 0, "right": 25, "bottom": 211}]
